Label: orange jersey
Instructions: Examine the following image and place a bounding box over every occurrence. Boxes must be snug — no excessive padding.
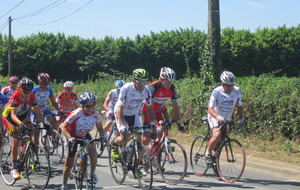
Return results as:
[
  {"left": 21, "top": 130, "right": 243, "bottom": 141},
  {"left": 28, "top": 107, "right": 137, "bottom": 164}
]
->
[{"left": 56, "top": 91, "right": 78, "bottom": 114}]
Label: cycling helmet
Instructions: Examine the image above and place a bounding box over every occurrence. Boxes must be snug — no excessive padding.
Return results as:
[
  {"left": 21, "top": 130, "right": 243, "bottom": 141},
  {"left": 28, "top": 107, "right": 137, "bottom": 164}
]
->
[
  {"left": 37, "top": 73, "right": 51, "bottom": 83},
  {"left": 115, "top": 80, "right": 125, "bottom": 89},
  {"left": 160, "top": 67, "right": 176, "bottom": 82},
  {"left": 79, "top": 92, "right": 96, "bottom": 105},
  {"left": 63, "top": 81, "right": 74, "bottom": 88},
  {"left": 19, "top": 77, "right": 34, "bottom": 91},
  {"left": 220, "top": 71, "right": 236, "bottom": 85},
  {"left": 132, "top": 68, "right": 149, "bottom": 80},
  {"left": 9, "top": 76, "right": 19, "bottom": 83}
]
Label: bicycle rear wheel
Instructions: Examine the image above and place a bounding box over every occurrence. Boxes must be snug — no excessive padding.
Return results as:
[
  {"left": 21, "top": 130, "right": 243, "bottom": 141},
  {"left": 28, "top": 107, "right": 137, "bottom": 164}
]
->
[
  {"left": 135, "top": 142, "right": 152, "bottom": 190},
  {"left": 44, "top": 129, "right": 64, "bottom": 166},
  {"left": 216, "top": 139, "right": 246, "bottom": 183},
  {"left": 26, "top": 145, "right": 50, "bottom": 190},
  {"left": 158, "top": 139, "right": 187, "bottom": 185},
  {"left": 0, "top": 144, "right": 16, "bottom": 186},
  {"left": 190, "top": 135, "right": 209, "bottom": 176},
  {"left": 108, "top": 145, "right": 126, "bottom": 184}
]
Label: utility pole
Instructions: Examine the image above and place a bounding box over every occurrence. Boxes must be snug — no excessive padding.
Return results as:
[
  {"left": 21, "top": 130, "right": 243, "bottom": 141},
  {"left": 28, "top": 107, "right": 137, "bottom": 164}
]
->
[
  {"left": 208, "top": 0, "right": 222, "bottom": 79},
  {"left": 8, "top": 16, "right": 12, "bottom": 77}
]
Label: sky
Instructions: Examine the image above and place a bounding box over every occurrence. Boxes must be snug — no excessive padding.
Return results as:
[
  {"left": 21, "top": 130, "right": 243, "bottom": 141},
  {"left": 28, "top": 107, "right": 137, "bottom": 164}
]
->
[{"left": 0, "top": 0, "right": 300, "bottom": 40}]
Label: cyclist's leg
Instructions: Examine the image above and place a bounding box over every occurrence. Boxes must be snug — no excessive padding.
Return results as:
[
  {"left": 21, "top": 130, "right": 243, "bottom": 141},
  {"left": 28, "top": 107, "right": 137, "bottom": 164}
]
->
[
  {"left": 207, "top": 116, "right": 222, "bottom": 155},
  {"left": 62, "top": 136, "right": 77, "bottom": 187},
  {"left": 103, "top": 119, "right": 113, "bottom": 134}
]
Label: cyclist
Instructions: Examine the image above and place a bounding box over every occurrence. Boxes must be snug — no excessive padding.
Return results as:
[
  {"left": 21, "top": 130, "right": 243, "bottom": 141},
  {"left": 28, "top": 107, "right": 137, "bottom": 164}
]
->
[
  {"left": 55, "top": 81, "right": 78, "bottom": 123},
  {"left": 102, "top": 80, "right": 125, "bottom": 133},
  {"left": 1, "top": 76, "right": 19, "bottom": 101},
  {"left": 141, "top": 67, "right": 184, "bottom": 148},
  {"left": 2, "top": 77, "right": 46, "bottom": 179},
  {"left": 60, "top": 92, "right": 104, "bottom": 190},
  {"left": 32, "top": 73, "right": 60, "bottom": 131},
  {"left": 0, "top": 85, "right": 8, "bottom": 147},
  {"left": 205, "top": 71, "right": 246, "bottom": 163},
  {"left": 112, "top": 69, "right": 155, "bottom": 160}
]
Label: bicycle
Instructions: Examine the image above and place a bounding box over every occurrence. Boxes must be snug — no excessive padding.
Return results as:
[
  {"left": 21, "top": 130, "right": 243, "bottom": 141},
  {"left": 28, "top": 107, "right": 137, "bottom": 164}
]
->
[
  {"left": 69, "top": 138, "right": 102, "bottom": 190},
  {"left": 190, "top": 116, "right": 246, "bottom": 183},
  {"left": 0, "top": 125, "right": 51, "bottom": 189},
  {"left": 108, "top": 125, "right": 153, "bottom": 190},
  {"left": 32, "top": 112, "right": 65, "bottom": 166},
  {"left": 150, "top": 120, "right": 188, "bottom": 185}
]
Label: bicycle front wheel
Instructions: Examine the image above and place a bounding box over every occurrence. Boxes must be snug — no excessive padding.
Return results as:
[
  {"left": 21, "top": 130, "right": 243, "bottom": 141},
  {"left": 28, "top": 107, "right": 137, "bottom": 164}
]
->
[
  {"left": 190, "top": 135, "right": 209, "bottom": 176},
  {"left": 135, "top": 142, "right": 152, "bottom": 190},
  {"left": 83, "top": 154, "right": 94, "bottom": 190},
  {"left": 26, "top": 145, "right": 50, "bottom": 190},
  {"left": 216, "top": 139, "right": 246, "bottom": 183},
  {"left": 108, "top": 145, "right": 126, "bottom": 184},
  {"left": 0, "top": 144, "right": 16, "bottom": 186},
  {"left": 158, "top": 139, "right": 187, "bottom": 185},
  {"left": 71, "top": 153, "right": 83, "bottom": 190},
  {"left": 47, "top": 129, "right": 64, "bottom": 166}
]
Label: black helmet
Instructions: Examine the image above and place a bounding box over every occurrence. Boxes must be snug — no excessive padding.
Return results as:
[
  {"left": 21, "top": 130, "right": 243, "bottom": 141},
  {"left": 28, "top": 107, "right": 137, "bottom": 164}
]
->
[{"left": 19, "top": 77, "right": 34, "bottom": 91}]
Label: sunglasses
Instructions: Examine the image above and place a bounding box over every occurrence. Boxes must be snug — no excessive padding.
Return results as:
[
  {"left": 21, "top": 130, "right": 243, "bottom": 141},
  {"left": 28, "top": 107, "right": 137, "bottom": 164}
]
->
[
  {"left": 84, "top": 104, "right": 95, "bottom": 108},
  {"left": 135, "top": 80, "right": 147, "bottom": 86}
]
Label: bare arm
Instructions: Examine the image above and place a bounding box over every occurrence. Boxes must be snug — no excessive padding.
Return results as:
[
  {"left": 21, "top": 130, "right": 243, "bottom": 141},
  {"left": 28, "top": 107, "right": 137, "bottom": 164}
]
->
[
  {"left": 50, "top": 96, "right": 59, "bottom": 111},
  {"left": 32, "top": 106, "right": 46, "bottom": 125},
  {"left": 60, "top": 120, "right": 72, "bottom": 139},
  {"left": 103, "top": 91, "right": 112, "bottom": 112},
  {"left": 96, "top": 122, "right": 104, "bottom": 136},
  {"left": 117, "top": 105, "right": 126, "bottom": 127}
]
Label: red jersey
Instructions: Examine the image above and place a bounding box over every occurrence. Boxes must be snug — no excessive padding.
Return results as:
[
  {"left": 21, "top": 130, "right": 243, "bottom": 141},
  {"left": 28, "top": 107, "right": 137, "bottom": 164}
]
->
[{"left": 56, "top": 91, "right": 78, "bottom": 114}]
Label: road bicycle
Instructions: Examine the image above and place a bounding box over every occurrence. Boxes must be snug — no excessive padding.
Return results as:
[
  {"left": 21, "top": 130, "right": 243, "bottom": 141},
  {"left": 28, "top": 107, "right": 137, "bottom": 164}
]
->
[
  {"left": 70, "top": 138, "right": 102, "bottom": 190},
  {"left": 0, "top": 125, "right": 51, "bottom": 189},
  {"left": 32, "top": 112, "right": 65, "bottom": 166},
  {"left": 190, "top": 116, "right": 246, "bottom": 183},
  {"left": 150, "top": 120, "right": 188, "bottom": 185},
  {"left": 108, "top": 125, "right": 153, "bottom": 190}
]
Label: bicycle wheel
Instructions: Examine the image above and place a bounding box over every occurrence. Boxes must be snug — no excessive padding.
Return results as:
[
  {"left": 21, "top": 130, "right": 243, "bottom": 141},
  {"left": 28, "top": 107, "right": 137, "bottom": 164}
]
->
[
  {"left": 190, "top": 135, "right": 209, "bottom": 176},
  {"left": 157, "top": 139, "right": 187, "bottom": 185},
  {"left": 108, "top": 145, "right": 126, "bottom": 184},
  {"left": 82, "top": 154, "right": 94, "bottom": 190},
  {"left": 46, "top": 129, "right": 64, "bottom": 166},
  {"left": 0, "top": 144, "right": 16, "bottom": 186},
  {"left": 71, "top": 153, "right": 83, "bottom": 190},
  {"left": 134, "top": 142, "right": 152, "bottom": 190},
  {"left": 95, "top": 131, "right": 105, "bottom": 157},
  {"left": 216, "top": 139, "right": 246, "bottom": 183},
  {"left": 26, "top": 145, "right": 50, "bottom": 190}
]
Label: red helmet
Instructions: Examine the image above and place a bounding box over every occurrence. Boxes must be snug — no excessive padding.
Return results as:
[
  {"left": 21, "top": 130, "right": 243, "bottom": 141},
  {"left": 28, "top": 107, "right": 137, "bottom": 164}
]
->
[
  {"left": 37, "top": 73, "right": 51, "bottom": 84},
  {"left": 9, "top": 76, "right": 19, "bottom": 83}
]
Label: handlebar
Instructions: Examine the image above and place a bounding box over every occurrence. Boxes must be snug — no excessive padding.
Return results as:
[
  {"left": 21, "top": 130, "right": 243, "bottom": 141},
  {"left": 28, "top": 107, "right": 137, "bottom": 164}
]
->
[
  {"left": 69, "top": 138, "right": 103, "bottom": 153},
  {"left": 159, "top": 120, "right": 189, "bottom": 130}
]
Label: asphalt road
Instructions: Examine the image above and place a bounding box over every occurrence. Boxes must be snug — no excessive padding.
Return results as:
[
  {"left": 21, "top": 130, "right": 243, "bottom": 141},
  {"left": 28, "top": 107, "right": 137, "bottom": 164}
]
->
[{"left": 1, "top": 149, "right": 299, "bottom": 190}]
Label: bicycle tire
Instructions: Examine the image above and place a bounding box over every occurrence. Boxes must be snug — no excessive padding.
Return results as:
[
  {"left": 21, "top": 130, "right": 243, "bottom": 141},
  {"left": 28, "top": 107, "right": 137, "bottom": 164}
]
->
[
  {"left": 135, "top": 142, "right": 153, "bottom": 190},
  {"left": 108, "top": 145, "right": 126, "bottom": 184},
  {"left": 71, "top": 153, "right": 82, "bottom": 190},
  {"left": 26, "top": 145, "right": 50, "bottom": 190},
  {"left": 190, "top": 135, "right": 209, "bottom": 176},
  {"left": 83, "top": 154, "right": 94, "bottom": 190},
  {"left": 216, "top": 138, "right": 246, "bottom": 183},
  {"left": 158, "top": 139, "right": 187, "bottom": 185},
  {"left": 95, "top": 130, "right": 105, "bottom": 157},
  {"left": 0, "top": 144, "right": 16, "bottom": 186},
  {"left": 44, "top": 129, "right": 64, "bottom": 166}
]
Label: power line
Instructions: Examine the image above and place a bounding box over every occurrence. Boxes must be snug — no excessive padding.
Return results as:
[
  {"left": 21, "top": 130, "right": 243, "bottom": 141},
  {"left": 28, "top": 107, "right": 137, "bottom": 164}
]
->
[
  {"left": 0, "top": 0, "right": 26, "bottom": 19},
  {"left": 15, "top": 0, "right": 94, "bottom": 26},
  {"left": 15, "top": 0, "right": 68, "bottom": 20},
  {"left": 0, "top": 20, "right": 9, "bottom": 33}
]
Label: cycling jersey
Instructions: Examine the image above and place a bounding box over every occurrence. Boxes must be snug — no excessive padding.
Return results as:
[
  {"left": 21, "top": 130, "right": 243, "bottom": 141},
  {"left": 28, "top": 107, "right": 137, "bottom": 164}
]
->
[
  {"left": 56, "top": 91, "right": 78, "bottom": 114},
  {"left": 2, "top": 91, "right": 38, "bottom": 134},
  {"left": 142, "top": 80, "right": 178, "bottom": 124},
  {"left": 108, "top": 89, "right": 119, "bottom": 112},
  {"left": 65, "top": 108, "right": 101, "bottom": 139},
  {"left": 208, "top": 86, "right": 243, "bottom": 121},
  {"left": 32, "top": 86, "right": 54, "bottom": 112},
  {"left": 1, "top": 86, "right": 16, "bottom": 100},
  {"left": 115, "top": 82, "right": 152, "bottom": 116}
]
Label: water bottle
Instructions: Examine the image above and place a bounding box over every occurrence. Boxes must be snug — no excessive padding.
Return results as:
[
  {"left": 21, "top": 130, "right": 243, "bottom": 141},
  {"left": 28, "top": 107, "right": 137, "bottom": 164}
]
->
[{"left": 127, "top": 144, "right": 133, "bottom": 161}]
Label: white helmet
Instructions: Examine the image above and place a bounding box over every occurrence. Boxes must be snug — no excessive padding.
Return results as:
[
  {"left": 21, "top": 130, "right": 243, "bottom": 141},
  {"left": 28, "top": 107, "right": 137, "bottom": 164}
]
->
[
  {"left": 63, "top": 81, "right": 74, "bottom": 88},
  {"left": 160, "top": 67, "right": 176, "bottom": 82},
  {"left": 220, "top": 71, "right": 236, "bottom": 85}
]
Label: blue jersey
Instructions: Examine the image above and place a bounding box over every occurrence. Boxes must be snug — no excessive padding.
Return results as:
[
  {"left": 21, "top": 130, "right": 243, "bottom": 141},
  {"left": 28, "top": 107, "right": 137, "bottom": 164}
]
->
[
  {"left": 32, "top": 86, "right": 54, "bottom": 112},
  {"left": 0, "top": 93, "right": 8, "bottom": 111}
]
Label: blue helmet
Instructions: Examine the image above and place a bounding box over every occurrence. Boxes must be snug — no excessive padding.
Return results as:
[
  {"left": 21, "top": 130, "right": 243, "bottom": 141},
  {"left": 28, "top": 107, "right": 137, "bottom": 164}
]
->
[
  {"left": 79, "top": 92, "right": 96, "bottom": 105},
  {"left": 115, "top": 80, "right": 125, "bottom": 89}
]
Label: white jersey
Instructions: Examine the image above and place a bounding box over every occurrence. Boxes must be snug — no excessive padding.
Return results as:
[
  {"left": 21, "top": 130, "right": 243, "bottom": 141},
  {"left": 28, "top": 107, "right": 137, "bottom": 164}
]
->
[
  {"left": 108, "top": 89, "right": 119, "bottom": 112},
  {"left": 66, "top": 108, "right": 102, "bottom": 139},
  {"left": 115, "top": 82, "right": 152, "bottom": 116},
  {"left": 208, "top": 86, "right": 243, "bottom": 120}
]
